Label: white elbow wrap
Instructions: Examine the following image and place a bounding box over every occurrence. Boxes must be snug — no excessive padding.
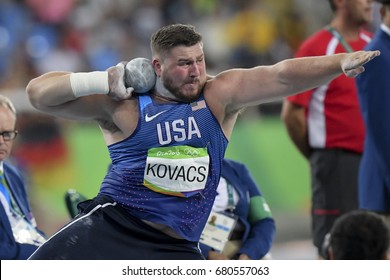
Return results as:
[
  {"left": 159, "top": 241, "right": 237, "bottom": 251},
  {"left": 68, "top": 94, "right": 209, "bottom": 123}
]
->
[{"left": 70, "top": 71, "right": 109, "bottom": 98}]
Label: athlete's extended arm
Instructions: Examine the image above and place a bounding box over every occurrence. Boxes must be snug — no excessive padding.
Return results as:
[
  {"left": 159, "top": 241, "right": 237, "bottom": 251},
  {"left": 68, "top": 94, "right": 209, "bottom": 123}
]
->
[
  {"left": 26, "top": 63, "right": 134, "bottom": 120},
  {"left": 210, "top": 50, "right": 380, "bottom": 113}
]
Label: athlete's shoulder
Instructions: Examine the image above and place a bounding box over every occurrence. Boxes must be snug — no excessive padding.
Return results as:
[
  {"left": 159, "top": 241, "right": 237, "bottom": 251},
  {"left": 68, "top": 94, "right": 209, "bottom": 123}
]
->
[{"left": 203, "top": 73, "right": 227, "bottom": 98}]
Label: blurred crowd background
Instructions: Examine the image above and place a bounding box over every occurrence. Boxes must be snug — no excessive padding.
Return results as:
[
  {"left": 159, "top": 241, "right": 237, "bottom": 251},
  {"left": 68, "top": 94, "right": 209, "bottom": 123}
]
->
[{"left": 0, "top": 0, "right": 383, "bottom": 258}]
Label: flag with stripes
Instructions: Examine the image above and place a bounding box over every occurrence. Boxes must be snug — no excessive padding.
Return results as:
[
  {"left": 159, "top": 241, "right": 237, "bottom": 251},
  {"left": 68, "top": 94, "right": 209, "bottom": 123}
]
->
[{"left": 191, "top": 100, "right": 206, "bottom": 111}]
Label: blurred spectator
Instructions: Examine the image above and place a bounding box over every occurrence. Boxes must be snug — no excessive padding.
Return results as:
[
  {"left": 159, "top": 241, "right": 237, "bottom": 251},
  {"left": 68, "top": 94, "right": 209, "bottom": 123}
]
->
[
  {"left": 356, "top": 0, "right": 390, "bottom": 234},
  {"left": 0, "top": 94, "right": 46, "bottom": 259},
  {"left": 325, "top": 210, "right": 389, "bottom": 260},
  {"left": 199, "top": 158, "right": 275, "bottom": 260},
  {"left": 224, "top": 0, "right": 278, "bottom": 67},
  {"left": 281, "top": 0, "right": 374, "bottom": 259}
]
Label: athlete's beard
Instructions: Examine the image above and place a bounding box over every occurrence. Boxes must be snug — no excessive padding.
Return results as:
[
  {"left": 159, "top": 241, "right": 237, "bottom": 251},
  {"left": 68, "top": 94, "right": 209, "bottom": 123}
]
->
[{"left": 156, "top": 75, "right": 204, "bottom": 103}]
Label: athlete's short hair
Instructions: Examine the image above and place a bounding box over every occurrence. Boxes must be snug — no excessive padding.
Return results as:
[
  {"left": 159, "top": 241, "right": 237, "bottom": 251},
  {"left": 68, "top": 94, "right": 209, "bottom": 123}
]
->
[{"left": 150, "top": 23, "right": 202, "bottom": 58}]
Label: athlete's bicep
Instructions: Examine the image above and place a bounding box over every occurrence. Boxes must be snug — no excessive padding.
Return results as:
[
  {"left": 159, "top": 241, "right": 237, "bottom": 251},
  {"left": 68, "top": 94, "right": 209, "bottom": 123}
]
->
[
  {"left": 209, "top": 67, "right": 287, "bottom": 112},
  {"left": 41, "top": 95, "right": 113, "bottom": 122}
]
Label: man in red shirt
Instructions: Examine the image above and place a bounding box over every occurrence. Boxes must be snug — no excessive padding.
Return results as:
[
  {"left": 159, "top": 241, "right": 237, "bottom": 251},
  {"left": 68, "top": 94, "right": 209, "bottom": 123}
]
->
[{"left": 281, "top": 0, "right": 374, "bottom": 259}]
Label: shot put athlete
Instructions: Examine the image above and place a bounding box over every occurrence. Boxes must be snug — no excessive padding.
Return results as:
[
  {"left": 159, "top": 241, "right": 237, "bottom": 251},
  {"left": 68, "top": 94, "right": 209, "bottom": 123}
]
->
[{"left": 26, "top": 23, "right": 379, "bottom": 260}]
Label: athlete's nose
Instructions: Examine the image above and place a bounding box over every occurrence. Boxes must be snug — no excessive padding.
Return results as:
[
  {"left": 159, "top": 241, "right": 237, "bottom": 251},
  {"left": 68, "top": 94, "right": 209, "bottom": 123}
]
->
[{"left": 189, "top": 63, "right": 200, "bottom": 77}]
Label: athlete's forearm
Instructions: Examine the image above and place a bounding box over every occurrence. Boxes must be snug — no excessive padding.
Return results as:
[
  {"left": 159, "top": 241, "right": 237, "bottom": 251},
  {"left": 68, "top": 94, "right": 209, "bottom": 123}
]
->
[
  {"left": 275, "top": 50, "right": 379, "bottom": 96},
  {"left": 275, "top": 54, "right": 345, "bottom": 95},
  {"left": 26, "top": 71, "right": 75, "bottom": 109},
  {"left": 26, "top": 70, "right": 112, "bottom": 109}
]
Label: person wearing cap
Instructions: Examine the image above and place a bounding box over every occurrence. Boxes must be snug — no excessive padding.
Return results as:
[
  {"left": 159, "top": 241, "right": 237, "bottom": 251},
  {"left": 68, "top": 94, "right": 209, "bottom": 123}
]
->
[
  {"left": 356, "top": 0, "right": 390, "bottom": 236},
  {"left": 281, "top": 0, "right": 375, "bottom": 259}
]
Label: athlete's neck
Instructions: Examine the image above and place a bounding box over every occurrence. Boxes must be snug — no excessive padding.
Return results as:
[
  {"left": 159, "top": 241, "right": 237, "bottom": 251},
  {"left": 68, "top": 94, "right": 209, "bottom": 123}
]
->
[{"left": 153, "top": 77, "right": 180, "bottom": 103}]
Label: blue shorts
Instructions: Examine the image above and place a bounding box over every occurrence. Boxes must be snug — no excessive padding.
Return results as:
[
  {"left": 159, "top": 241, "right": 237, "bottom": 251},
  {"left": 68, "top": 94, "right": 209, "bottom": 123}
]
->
[{"left": 29, "top": 195, "right": 204, "bottom": 260}]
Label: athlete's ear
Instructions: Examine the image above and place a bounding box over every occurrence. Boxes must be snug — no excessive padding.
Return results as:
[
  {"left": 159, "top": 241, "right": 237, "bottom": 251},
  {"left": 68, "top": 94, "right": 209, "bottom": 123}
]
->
[{"left": 152, "top": 59, "right": 162, "bottom": 77}]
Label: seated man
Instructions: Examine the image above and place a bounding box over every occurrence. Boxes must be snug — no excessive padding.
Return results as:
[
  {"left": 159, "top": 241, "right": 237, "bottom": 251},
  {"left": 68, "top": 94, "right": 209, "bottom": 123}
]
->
[
  {"left": 0, "top": 95, "right": 46, "bottom": 259},
  {"left": 325, "top": 209, "right": 390, "bottom": 260},
  {"left": 199, "top": 158, "right": 275, "bottom": 260}
]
